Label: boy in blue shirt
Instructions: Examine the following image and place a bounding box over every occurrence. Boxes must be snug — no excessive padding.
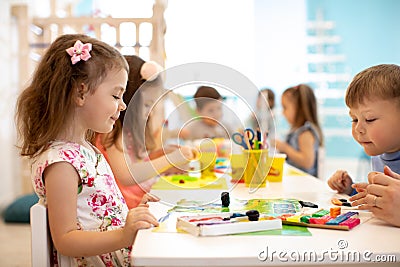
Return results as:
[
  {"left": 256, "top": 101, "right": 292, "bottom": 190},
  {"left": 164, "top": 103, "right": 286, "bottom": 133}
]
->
[{"left": 327, "top": 64, "right": 400, "bottom": 227}]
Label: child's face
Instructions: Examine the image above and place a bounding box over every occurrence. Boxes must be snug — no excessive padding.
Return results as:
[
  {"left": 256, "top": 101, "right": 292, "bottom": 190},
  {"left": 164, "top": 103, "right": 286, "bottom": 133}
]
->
[
  {"left": 79, "top": 68, "right": 128, "bottom": 133},
  {"left": 197, "top": 100, "right": 223, "bottom": 126},
  {"left": 281, "top": 93, "right": 296, "bottom": 126},
  {"left": 350, "top": 98, "right": 400, "bottom": 156},
  {"left": 257, "top": 91, "right": 273, "bottom": 110}
]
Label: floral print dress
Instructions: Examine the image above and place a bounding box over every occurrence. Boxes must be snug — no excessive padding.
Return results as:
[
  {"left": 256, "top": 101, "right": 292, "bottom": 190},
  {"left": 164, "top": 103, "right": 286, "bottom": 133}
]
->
[{"left": 31, "top": 141, "right": 131, "bottom": 267}]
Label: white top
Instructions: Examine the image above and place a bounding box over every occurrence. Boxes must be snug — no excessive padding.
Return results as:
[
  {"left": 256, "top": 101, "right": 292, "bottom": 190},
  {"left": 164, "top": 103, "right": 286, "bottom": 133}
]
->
[
  {"left": 131, "top": 165, "right": 400, "bottom": 267},
  {"left": 31, "top": 141, "right": 130, "bottom": 266}
]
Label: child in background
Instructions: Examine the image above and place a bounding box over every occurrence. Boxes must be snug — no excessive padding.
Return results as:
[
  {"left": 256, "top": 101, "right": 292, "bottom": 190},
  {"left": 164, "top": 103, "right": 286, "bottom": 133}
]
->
[
  {"left": 15, "top": 34, "right": 159, "bottom": 266},
  {"left": 327, "top": 64, "right": 400, "bottom": 227},
  {"left": 248, "top": 87, "right": 276, "bottom": 141},
  {"left": 95, "top": 55, "right": 196, "bottom": 209},
  {"left": 274, "top": 84, "right": 323, "bottom": 177},
  {"left": 182, "top": 86, "right": 233, "bottom": 140}
]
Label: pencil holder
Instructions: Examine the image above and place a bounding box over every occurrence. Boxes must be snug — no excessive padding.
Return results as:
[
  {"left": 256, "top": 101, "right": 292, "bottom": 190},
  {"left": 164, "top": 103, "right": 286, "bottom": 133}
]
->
[
  {"left": 230, "top": 153, "right": 245, "bottom": 182},
  {"left": 243, "top": 149, "right": 269, "bottom": 188}
]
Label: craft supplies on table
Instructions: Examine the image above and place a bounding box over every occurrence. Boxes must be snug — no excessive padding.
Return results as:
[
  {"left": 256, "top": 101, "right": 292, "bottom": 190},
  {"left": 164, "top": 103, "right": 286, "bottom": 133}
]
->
[{"left": 176, "top": 212, "right": 282, "bottom": 236}]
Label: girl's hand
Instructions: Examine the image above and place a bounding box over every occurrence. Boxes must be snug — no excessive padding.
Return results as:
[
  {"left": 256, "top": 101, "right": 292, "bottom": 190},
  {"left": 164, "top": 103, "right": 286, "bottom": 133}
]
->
[
  {"left": 148, "top": 145, "right": 180, "bottom": 160},
  {"left": 327, "top": 170, "right": 353, "bottom": 195},
  {"left": 140, "top": 193, "right": 160, "bottom": 205},
  {"left": 122, "top": 205, "right": 159, "bottom": 246},
  {"left": 181, "top": 146, "right": 199, "bottom": 161},
  {"left": 351, "top": 166, "right": 400, "bottom": 227},
  {"left": 169, "top": 146, "right": 199, "bottom": 165}
]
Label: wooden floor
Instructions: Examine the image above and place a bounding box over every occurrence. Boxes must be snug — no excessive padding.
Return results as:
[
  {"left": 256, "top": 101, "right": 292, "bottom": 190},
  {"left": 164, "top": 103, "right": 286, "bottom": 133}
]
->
[{"left": 0, "top": 219, "right": 31, "bottom": 266}]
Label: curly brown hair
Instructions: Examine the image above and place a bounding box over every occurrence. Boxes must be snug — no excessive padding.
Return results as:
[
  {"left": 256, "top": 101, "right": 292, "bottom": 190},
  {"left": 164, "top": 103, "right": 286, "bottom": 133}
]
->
[{"left": 15, "top": 34, "right": 128, "bottom": 158}]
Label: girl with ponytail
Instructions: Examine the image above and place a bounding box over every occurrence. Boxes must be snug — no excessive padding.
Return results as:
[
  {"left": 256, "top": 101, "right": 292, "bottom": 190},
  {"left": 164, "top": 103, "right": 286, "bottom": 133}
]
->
[{"left": 274, "top": 84, "right": 323, "bottom": 177}]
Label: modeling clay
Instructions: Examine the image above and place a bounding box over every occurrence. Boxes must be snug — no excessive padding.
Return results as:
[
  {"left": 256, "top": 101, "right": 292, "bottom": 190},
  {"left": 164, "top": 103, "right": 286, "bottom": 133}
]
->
[
  {"left": 339, "top": 217, "right": 360, "bottom": 229},
  {"left": 326, "top": 211, "right": 358, "bottom": 225},
  {"left": 311, "top": 209, "right": 329, "bottom": 217},
  {"left": 330, "top": 207, "right": 341, "bottom": 218}
]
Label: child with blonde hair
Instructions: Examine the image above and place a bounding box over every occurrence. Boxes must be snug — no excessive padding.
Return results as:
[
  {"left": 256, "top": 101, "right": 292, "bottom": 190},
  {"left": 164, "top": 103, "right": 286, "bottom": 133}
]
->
[
  {"left": 327, "top": 64, "right": 400, "bottom": 227},
  {"left": 274, "top": 84, "right": 323, "bottom": 177},
  {"left": 15, "top": 34, "right": 183, "bottom": 266}
]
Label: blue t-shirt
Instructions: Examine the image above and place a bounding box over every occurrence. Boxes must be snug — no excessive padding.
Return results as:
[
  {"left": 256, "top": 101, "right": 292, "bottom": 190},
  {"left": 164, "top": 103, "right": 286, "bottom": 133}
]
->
[
  {"left": 371, "top": 151, "right": 400, "bottom": 174},
  {"left": 285, "top": 121, "right": 321, "bottom": 177},
  {"left": 350, "top": 150, "right": 400, "bottom": 195}
]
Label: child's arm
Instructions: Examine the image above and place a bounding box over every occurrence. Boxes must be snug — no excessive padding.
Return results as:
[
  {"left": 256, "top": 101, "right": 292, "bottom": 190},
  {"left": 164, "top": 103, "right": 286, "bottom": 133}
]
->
[
  {"left": 162, "top": 127, "right": 190, "bottom": 140},
  {"left": 275, "top": 131, "right": 315, "bottom": 170},
  {"left": 108, "top": 145, "right": 197, "bottom": 185},
  {"left": 327, "top": 170, "right": 354, "bottom": 195},
  {"left": 44, "top": 162, "right": 158, "bottom": 257}
]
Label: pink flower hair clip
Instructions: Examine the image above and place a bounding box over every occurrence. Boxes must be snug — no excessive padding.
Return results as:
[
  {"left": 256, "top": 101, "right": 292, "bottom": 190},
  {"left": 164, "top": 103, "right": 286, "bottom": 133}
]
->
[
  {"left": 140, "top": 61, "right": 163, "bottom": 81},
  {"left": 66, "top": 40, "right": 92, "bottom": 65}
]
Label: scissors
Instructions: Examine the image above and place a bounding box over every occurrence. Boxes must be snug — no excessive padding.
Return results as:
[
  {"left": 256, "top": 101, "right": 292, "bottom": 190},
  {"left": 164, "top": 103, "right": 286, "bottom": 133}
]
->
[{"left": 232, "top": 128, "right": 255, "bottom": 149}]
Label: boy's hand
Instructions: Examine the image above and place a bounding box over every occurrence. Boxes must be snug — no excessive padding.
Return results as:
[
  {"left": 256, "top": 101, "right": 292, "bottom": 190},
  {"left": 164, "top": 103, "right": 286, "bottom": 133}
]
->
[
  {"left": 327, "top": 170, "right": 353, "bottom": 195},
  {"left": 123, "top": 206, "right": 159, "bottom": 246}
]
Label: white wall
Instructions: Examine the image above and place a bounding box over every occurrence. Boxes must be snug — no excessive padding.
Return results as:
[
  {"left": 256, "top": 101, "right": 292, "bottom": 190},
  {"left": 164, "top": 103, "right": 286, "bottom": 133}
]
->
[
  {"left": 165, "top": 0, "right": 308, "bottom": 106},
  {"left": 164, "top": 0, "right": 256, "bottom": 105},
  {"left": 0, "top": 0, "right": 24, "bottom": 209},
  {"left": 254, "top": 0, "right": 308, "bottom": 93}
]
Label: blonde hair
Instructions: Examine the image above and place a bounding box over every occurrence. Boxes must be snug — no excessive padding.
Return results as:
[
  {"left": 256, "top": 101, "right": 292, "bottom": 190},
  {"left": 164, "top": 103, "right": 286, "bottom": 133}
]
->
[
  {"left": 345, "top": 64, "right": 400, "bottom": 108},
  {"left": 283, "top": 84, "right": 323, "bottom": 146},
  {"left": 16, "top": 34, "right": 128, "bottom": 158}
]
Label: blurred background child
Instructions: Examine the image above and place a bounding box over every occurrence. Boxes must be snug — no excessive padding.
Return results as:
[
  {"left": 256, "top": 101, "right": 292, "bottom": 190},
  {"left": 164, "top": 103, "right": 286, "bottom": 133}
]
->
[
  {"left": 181, "top": 86, "right": 233, "bottom": 140},
  {"left": 247, "top": 87, "right": 276, "bottom": 143},
  {"left": 274, "top": 84, "right": 323, "bottom": 177},
  {"left": 95, "top": 55, "right": 196, "bottom": 209}
]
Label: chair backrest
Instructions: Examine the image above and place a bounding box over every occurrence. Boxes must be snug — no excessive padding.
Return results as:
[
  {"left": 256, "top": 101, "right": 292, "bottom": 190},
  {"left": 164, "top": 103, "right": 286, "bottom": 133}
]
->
[{"left": 30, "top": 201, "right": 51, "bottom": 267}]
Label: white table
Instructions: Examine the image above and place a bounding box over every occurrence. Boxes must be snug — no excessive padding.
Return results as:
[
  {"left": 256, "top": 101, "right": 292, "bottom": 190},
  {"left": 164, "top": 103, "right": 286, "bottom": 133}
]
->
[{"left": 131, "top": 166, "right": 400, "bottom": 266}]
